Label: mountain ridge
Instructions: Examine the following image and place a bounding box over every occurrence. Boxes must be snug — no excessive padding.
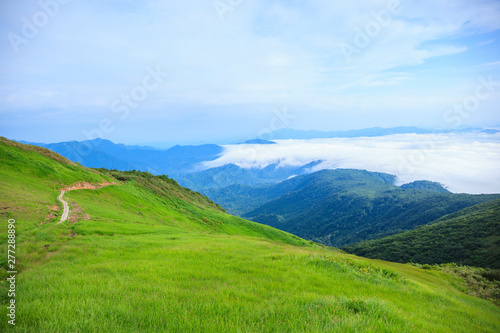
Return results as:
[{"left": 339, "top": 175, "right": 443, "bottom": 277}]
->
[
  {"left": 236, "top": 169, "right": 500, "bottom": 247},
  {"left": 21, "top": 138, "right": 224, "bottom": 177},
  {"left": 344, "top": 199, "right": 500, "bottom": 269},
  {"left": 268, "top": 126, "right": 500, "bottom": 140},
  {"left": 2, "top": 137, "right": 500, "bottom": 331}
]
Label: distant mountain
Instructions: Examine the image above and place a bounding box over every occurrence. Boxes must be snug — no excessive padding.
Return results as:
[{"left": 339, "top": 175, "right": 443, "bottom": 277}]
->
[
  {"left": 238, "top": 139, "right": 277, "bottom": 145},
  {"left": 177, "top": 161, "right": 322, "bottom": 192},
  {"left": 22, "top": 139, "right": 322, "bottom": 190},
  {"left": 269, "top": 126, "right": 498, "bottom": 140},
  {"left": 270, "top": 126, "right": 432, "bottom": 140},
  {"left": 400, "top": 180, "right": 450, "bottom": 193},
  {"left": 201, "top": 171, "right": 317, "bottom": 215},
  {"left": 23, "top": 139, "right": 325, "bottom": 192},
  {"left": 22, "top": 126, "right": 498, "bottom": 182},
  {"left": 22, "top": 139, "right": 224, "bottom": 176},
  {"left": 344, "top": 199, "right": 500, "bottom": 269},
  {"left": 238, "top": 169, "right": 500, "bottom": 247}
]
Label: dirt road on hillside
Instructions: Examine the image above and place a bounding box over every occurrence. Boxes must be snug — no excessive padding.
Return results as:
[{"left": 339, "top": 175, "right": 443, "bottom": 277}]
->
[
  {"left": 57, "top": 181, "right": 116, "bottom": 224},
  {"left": 57, "top": 191, "right": 69, "bottom": 224}
]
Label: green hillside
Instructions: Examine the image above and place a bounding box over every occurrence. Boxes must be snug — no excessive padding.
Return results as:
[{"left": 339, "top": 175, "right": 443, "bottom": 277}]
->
[
  {"left": 1, "top": 138, "right": 500, "bottom": 332},
  {"left": 344, "top": 199, "right": 500, "bottom": 269},
  {"left": 203, "top": 174, "right": 311, "bottom": 215},
  {"left": 242, "top": 169, "right": 500, "bottom": 247}
]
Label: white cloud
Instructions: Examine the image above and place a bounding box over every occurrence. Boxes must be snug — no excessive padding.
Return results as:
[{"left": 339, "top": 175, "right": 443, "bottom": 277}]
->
[
  {"left": 202, "top": 133, "right": 500, "bottom": 194},
  {"left": 1, "top": 0, "right": 500, "bottom": 142},
  {"left": 484, "top": 61, "right": 500, "bottom": 67},
  {"left": 2, "top": 0, "right": 499, "bottom": 109}
]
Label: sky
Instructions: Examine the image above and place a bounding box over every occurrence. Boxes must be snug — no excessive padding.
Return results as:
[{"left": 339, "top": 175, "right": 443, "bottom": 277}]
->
[
  {"left": 202, "top": 132, "right": 500, "bottom": 194},
  {"left": 1, "top": 0, "right": 500, "bottom": 145}
]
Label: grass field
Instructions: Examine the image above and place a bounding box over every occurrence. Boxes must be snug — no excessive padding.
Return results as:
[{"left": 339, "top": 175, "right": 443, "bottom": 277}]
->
[{"left": 1, "top": 138, "right": 500, "bottom": 332}]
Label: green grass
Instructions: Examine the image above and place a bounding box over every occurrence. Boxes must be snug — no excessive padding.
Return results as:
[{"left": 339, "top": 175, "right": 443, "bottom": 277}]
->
[
  {"left": 1, "top": 138, "right": 500, "bottom": 332},
  {"left": 7, "top": 232, "right": 500, "bottom": 332}
]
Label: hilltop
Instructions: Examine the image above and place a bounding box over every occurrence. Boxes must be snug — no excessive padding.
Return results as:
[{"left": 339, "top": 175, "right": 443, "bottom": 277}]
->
[
  {"left": 1, "top": 137, "right": 500, "bottom": 332},
  {"left": 344, "top": 199, "right": 500, "bottom": 269},
  {"left": 227, "top": 169, "right": 500, "bottom": 247}
]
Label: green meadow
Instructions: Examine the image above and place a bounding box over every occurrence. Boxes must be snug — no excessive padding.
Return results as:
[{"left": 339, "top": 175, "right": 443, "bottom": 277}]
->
[{"left": 1, "top": 137, "right": 499, "bottom": 332}]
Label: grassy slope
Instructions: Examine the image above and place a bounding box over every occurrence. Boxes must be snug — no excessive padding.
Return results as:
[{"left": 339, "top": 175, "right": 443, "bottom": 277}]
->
[
  {"left": 343, "top": 200, "right": 500, "bottom": 269},
  {"left": 0, "top": 138, "right": 499, "bottom": 332}
]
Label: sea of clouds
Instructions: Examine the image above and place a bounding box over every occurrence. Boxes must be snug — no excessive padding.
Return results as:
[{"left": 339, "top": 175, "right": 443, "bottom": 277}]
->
[{"left": 202, "top": 132, "right": 500, "bottom": 194}]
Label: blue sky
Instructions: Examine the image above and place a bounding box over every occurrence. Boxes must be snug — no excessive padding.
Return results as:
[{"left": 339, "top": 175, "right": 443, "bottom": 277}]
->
[{"left": 1, "top": 0, "right": 500, "bottom": 145}]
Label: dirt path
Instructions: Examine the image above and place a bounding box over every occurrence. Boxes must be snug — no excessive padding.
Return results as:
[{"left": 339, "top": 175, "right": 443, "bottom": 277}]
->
[
  {"left": 57, "top": 181, "right": 116, "bottom": 224},
  {"left": 57, "top": 191, "right": 69, "bottom": 224}
]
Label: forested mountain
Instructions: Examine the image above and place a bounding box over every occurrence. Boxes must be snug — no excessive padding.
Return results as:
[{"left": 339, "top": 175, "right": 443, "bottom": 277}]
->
[
  {"left": 177, "top": 161, "right": 321, "bottom": 191},
  {"left": 400, "top": 180, "right": 450, "bottom": 193},
  {"left": 238, "top": 169, "right": 500, "bottom": 247},
  {"left": 344, "top": 199, "right": 500, "bottom": 269},
  {"left": 201, "top": 173, "right": 315, "bottom": 215}
]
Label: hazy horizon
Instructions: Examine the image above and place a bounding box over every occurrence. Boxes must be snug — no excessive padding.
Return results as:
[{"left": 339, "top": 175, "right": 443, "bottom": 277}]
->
[
  {"left": 9, "top": 124, "right": 500, "bottom": 148},
  {"left": 12, "top": 129, "right": 500, "bottom": 194}
]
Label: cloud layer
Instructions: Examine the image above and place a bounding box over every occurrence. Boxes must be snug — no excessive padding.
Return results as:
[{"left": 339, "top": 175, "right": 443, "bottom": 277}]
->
[{"left": 203, "top": 132, "right": 500, "bottom": 194}]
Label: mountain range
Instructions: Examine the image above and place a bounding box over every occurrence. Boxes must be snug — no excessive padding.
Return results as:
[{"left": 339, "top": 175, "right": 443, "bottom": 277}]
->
[
  {"left": 267, "top": 126, "right": 499, "bottom": 140},
  {"left": 3, "top": 136, "right": 500, "bottom": 331},
  {"left": 17, "top": 128, "right": 500, "bottom": 268},
  {"left": 21, "top": 138, "right": 223, "bottom": 177},
  {"left": 209, "top": 169, "right": 500, "bottom": 247}
]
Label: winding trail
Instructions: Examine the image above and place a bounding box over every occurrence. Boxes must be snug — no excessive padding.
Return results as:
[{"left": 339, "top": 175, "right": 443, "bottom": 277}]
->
[
  {"left": 56, "top": 181, "right": 116, "bottom": 224},
  {"left": 57, "top": 191, "right": 70, "bottom": 224}
]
